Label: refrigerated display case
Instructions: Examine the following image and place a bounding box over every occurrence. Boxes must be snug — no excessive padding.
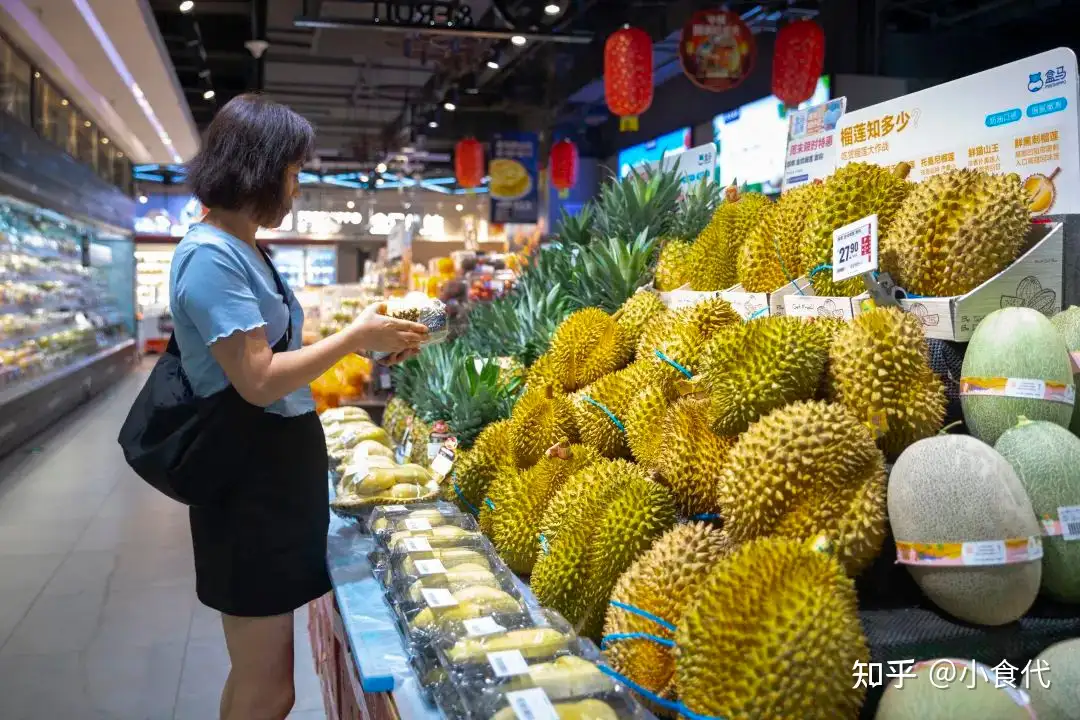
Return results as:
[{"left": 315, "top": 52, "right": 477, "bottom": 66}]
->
[{"left": 268, "top": 244, "right": 337, "bottom": 287}]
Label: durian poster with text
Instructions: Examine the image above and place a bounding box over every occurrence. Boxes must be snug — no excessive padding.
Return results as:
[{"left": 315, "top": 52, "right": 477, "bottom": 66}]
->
[{"left": 834, "top": 47, "right": 1079, "bottom": 216}]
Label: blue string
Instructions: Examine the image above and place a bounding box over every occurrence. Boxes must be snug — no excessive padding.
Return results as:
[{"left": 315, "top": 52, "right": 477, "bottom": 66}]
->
[
  {"left": 582, "top": 395, "right": 626, "bottom": 433},
  {"left": 452, "top": 483, "right": 480, "bottom": 516},
  {"left": 808, "top": 263, "right": 832, "bottom": 278},
  {"left": 654, "top": 350, "right": 693, "bottom": 379},
  {"left": 748, "top": 307, "right": 768, "bottom": 320},
  {"left": 596, "top": 665, "right": 727, "bottom": 720},
  {"left": 609, "top": 600, "right": 678, "bottom": 633},
  {"left": 691, "top": 513, "right": 721, "bottom": 521},
  {"left": 538, "top": 533, "right": 551, "bottom": 555},
  {"left": 602, "top": 632, "right": 675, "bottom": 649},
  {"left": 484, "top": 497, "right": 495, "bottom": 511}
]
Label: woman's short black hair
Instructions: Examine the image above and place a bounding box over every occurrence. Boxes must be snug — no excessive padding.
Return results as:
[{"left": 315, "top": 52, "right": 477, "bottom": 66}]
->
[{"left": 186, "top": 93, "right": 314, "bottom": 224}]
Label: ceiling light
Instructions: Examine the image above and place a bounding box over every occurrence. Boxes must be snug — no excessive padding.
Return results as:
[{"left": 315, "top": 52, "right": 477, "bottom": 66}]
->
[
  {"left": 33, "top": 71, "right": 40, "bottom": 78},
  {"left": 511, "top": 35, "right": 526, "bottom": 46},
  {"left": 179, "top": 1, "right": 194, "bottom": 12},
  {"left": 61, "top": 99, "right": 68, "bottom": 106},
  {"left": 486, "top": 59, "right": 500, "bottom": 70},
  {"left": 544, "top": 3, "right": 560, "bottom": 15},
  {"left": 428, "top": 120, "right": 438, "bottom": 128},
  {"left": 376, "top": 178, "right": 384, "bottom": 186},
  {"left": 138, "top": 195, "right": 149, "bottom": 204},
  {"left": 360, "top": 174, "right": 369, "bottom": 182},
  {"left": 202, "top": 89, "right": 215, "bottom": 100},
  {"left": 117, "top": 152, "right": 124, "bottom": 158},
  {"left": 376, "top": 162, "right": 387, "bottom": 173},
  {"left": 455, "top": 203, "right": 464, "bottom": 211},
  {"left": 346, "top": 200, "right": 355, "bottom": 209},
  {"left": 101, "top": 137, "right": 109, "bottom": 144},
  {"left": 84, "top": 120, "right": 92, "bottom": 128},
  {"left": 465, "top": 87, "right": 479, "bottom": 95},
  {"left": 443, "top": 101, "right": 456, "bottom": 111}
]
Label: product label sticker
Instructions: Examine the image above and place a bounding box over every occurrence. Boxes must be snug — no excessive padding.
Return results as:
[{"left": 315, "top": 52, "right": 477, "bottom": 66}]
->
[
  {"left": 1044, "top": 505, "right": 1080, "bottom": 540},
  {"left": 419, "top": 587, "right": 457, "bottom": 608},
  {"left": 381, "top": 505, "right": 407, "bottom": 512},
  {"left": 404, "top": 518, "right": 432, "bottom": 532},
  {"left": 506, "top": 688, "right": 558, "bottom": 720},
  {"left": 379, "top": 372, "right": 392, "bottom": 390},
  {"left": 895, "top": 537, "right": 1043, "bottom": 566},
  {"left": 401, "top": 537, "right": 432, "bottom": 552},
  {"left": 402, "top": 440, "right": 413, "bottom": 459},
  {"left": 832, "top": 214, "right": 879, "bottom": 282},
  {"left": 1069, "top": 351, "right": 1080, "bottom": 374},
  {"left": 487, "top": 649, "right": 530, "bottom": 677},
  {"left": 427, "top": 442, "right": 442, "bottom": 462},
  {"left": 430, "top": 447, "right": 456, "bottom": 480},
  {"left": 463, "top": 616, "right": 505, "bottom": 637},
  {"left": 412, "top": 559, "right": 447, "bottom": 576},
  {"left": 959, "top": 377, "right": 1076, "bottom": 406}
]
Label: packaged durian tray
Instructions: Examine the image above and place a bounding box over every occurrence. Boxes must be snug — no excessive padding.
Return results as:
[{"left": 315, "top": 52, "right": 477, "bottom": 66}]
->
[
  {"left": 466, "top": 681, "right": 651, "bottom": 720},
  {"left": 372, "top": 534, "right": 502, "bottom": 593},
  {"left": 410, "top": 607, "right": 563, "bottom": 707},
  {"left": 330, "top": 437, "right": 396, "bottom": 476},
  {"left": 323, "top": 418, "right": 393, "bottom": 461},
  {"left": 331, "top": 463, "right": 441, "bottom": 517},
  {"left": 366, "top": 294, "right": 449, "bottom": 363},
  {"left": 370, "top": 503, "right": 479, "bottom": 550}
]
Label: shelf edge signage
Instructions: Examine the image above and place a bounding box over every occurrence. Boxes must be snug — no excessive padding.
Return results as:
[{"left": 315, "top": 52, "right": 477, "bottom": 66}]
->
[
  {"left": 489, "top": 132, "right": 539, "bottom": 225},
  {"left": 834, "top": 47, "right": 1080, "bottom": 216},
  {"left": 782, "top": 97, "right": 847, "bottom": 193}
]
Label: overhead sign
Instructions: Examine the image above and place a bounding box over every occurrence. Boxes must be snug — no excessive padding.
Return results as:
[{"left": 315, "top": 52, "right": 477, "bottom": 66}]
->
[
  {"left": 782, "top": 97, "right": 846, "bottom": 192},
  {"left": 835, "top": 47, "right": 1079, "bottom": 215},
  {"left": 489, "top": 131, "right": 540, "bottom": 225},
  {"left": 679, "top": 9, "right": 756, "bottom": 92}
]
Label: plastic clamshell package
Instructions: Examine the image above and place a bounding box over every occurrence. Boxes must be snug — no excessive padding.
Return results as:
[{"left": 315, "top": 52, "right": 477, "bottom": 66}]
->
[
  {"left": 370, "top": 504, "right": 480, "bottom": 552},
  {"left": 464, "top": 665, "right": 651, "bottom": 720},
  {"left": 368, "top": 296, "right": 450, "bottom": 362}
]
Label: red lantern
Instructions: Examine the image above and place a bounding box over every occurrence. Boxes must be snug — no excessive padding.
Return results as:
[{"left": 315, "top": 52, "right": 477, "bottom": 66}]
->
[
  {"left": 772, "top": 19, "right": 826, "bottom": 107},
  {"left": 549, "top": 139, "right": 578, "bottom": 199},
  {"left": 605, "top": 26, "right": 653, "bottom": 132},
  {"left": 455, "top": 137, "right": 484, "bottom": 189}
]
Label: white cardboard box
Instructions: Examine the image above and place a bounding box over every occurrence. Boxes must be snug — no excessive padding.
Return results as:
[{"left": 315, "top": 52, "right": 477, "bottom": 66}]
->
[
  {"left": 769, "top": 277, "right": 814, "bottom": 317},
  {"left": 720, "top": 285, "right": 770, "bottom": 320}
]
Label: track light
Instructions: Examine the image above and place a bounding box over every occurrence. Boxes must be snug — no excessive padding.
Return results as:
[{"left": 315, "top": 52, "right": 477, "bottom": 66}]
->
[
  {"left": 511, "top": 35, "right": 526, "bottom": 46},
  {"left": 544, "top": 3, "right": 560, "bottom": 15},
  {"left": 444, "top": 101, "right": 456, "bottom": 111},
  {"left": 376, "top": 162, "right": 387, "bottom": 173},
  {"left": 346, "top": 200, "right": 355, "bottom": 209},
  {"left": 486, "top": 59, "right": 500, "bottom": 70},
  {"left": 428, "top": 120, "right": 438, "bottom": 128},
  {"left": 179, "top": 1, "right": 194, "bottom": 12},
  {"left": 202, "top": 89, "right": 215, "bottom": 100}
]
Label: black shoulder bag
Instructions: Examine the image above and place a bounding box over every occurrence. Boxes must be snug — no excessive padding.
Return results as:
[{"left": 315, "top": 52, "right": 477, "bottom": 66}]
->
[{"left": 118, "top": 248, "right": 293, "bottom": 506}]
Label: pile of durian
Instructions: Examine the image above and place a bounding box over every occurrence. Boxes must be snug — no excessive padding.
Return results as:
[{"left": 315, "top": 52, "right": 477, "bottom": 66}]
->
[{"left": 656, "top": 164, "right": 1032, "bottom": 298}]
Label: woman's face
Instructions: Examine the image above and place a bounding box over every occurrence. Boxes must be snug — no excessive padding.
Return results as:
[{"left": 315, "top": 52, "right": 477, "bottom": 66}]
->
[{"left": 268, "top": 162, "right": 303, "bottom": 227}]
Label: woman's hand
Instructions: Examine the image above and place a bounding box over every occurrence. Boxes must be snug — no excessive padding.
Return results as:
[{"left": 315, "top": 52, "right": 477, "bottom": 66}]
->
[{"left": 347, "top": 303, "right": 428, "bottom": 354}]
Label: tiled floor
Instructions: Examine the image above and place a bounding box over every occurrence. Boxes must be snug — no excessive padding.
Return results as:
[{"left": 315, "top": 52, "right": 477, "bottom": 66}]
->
[{"left": 0, "top": 364, "right": 327, "bottom": 720}]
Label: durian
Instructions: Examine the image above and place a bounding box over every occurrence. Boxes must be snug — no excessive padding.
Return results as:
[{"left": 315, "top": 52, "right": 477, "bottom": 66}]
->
[
  {"left": 388, "top": 525, "right": 479, "bottom": 550},
  {"left": 737, "top": 182, "right": 824, "bottom": 292},
  {"left": 615, "top": 291, "right": 668, "bottom": 353},
  {"left": 828, "top": 307, "right": 946, "bottom": 459},
  {"left": 526, "top": 353, "right": 565, "bottom": 393},
  {"left": 400, "top": 547, "right": 491, "bottom": 578},
  {"left": 882, "top": 169, "right": 1030, "bottom": 297},
  {"left": 490, "top": 445, "right": 600, "bottom": 574},
  {"left": 654, "top": 240, "right": 694, "bottom": 291},
  {"left": 625, "top": 383, "right": 676, "bottom": 468},
  {"left": 700, "top": 316, "right": 831, "bottom": 435},
  {"left": 410, "top": 585, "right": 520, "bottom": 630},
  {"left": 407, "top": 418, "right": 432, "bottom": 465},
  {"left": 508, "top": 656, "right": 614, "bottom": 700},
  {"left": 654, "top": 398, "right": 733, "bottom": 517},
  {"left": 690, "top": 191, "right": 772, "bottom": 291},
  {"left": 547, "top": 308, "right": 632, "bottom": 392},
  {"left": 405, "top": 563, "right": 498, "bottom": 603},
  {"left": 675, "top": 538, "right": 870, "bottom": 720},
  {"left": 478, "top": 464, "right": 518, "bottom": 537},
  {"left": 537, "top": 459, "right": 635, "bottom": 548},
  {"left": 604, "top": 524, "right": 734, "bottom": 712},
  {"left": 448, "top": 419, "right": 514, "bottom": 514},
  {"left": 491, "top": 698, "right": 619, "bottom": 720},
  {"left": 572, "top": 362, "right": 658, "bottom": 459},
  {"left": 509, "top": 385, "right": 578, "bottom": 467},
  {"left": 719, "top": 401, "right": 888, "bottom": 575},
  {"left": 801, "top": 162, "right": 912, "bottom": 297},
  {"left": 445, "top": 627, "right": 571, "bottom": 664}
]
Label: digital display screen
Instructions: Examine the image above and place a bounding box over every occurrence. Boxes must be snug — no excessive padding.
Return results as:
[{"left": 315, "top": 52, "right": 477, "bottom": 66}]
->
[{"left": 617, "top": 127, "right": 693, "bottom": 178}]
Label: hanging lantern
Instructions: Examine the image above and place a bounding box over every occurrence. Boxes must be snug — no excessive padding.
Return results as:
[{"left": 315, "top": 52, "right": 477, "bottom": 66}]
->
[
  {"left": 679, "top": 10, "right": 756, "bottom": 92},
  {"left": 772, "top": 19, "right": 826, "bottom": 107},
  {"left": 455, "top": 137, "right": 485, "bottom": 189},
  {"left": 549, "top": 139, "right": 578, "bottom": 199},
  {"left": 605, "top": 26, "right": 653, "bottom": 132}
]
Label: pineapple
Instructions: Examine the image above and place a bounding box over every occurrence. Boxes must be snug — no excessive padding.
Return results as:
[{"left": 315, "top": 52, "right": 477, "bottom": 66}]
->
[{"left": 593, "top": 165, "right": 682, "bottom": 244}]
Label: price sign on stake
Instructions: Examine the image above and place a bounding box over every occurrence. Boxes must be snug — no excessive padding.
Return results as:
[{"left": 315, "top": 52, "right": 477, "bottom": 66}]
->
[
  {"left": 506, "top": 688, "right": 559, "bottom": 720},
  {"left": 487, "top": 649, "right": 530, "bottom": 677},
  {"left": 832, "top": 214, "right": 879, "bottom": 282}
]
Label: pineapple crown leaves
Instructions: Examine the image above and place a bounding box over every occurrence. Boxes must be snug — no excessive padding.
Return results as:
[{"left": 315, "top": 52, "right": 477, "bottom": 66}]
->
[
  {"left": 593, "top": 164, "right": 683, "bottom": 244},
  {"left": 669, "top": 175, "right": 723, "bottom": 241},
  {"left": 567, "top": 228, "right": 658, "bottom": 312},
  {"left": 555, "top": 203, "right": 596, "bottom": 246}
]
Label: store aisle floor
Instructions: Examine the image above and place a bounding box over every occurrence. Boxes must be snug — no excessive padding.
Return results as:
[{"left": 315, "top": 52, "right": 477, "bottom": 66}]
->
[{"left": 0, "top": 364, "right": 326, "bottom": 720}]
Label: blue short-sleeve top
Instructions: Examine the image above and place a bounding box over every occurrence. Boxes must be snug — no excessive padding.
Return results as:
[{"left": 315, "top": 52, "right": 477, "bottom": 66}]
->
[{"left": 169, "top": 223, "right": 315, "bottom": 417}]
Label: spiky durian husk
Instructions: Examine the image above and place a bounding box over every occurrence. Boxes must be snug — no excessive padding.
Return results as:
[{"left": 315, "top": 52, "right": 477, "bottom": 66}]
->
[
  {"left": 538, "top": 458, "right": 635, "bottom": 548},
  {"left": 384, "top": 396, "right": 412, "bottom": 443},
  {"left": 719, "top": 401, "right": 888, "bottom": 576},
  {"left": 642, "top": 299, "right": 740, "bottom": 386},
  {"left": 625, "top": 382, "right": 676, "bottom": 468},
  {"left": 572, "top": 361, "right": 658, "bottom": 459},
  {"left": 699, "top": 316, "right": 831, "bottom": 435},
  {"left": 524, "top": 353, "right": 565, "bottom": 393},
  {"left": 407, "top": 418, "right": 432, "bottom": 465},
  {"left": 448, "top": 419, "right": 514, "bottom": 514},
  {"left": 615, "top": 291, "right": 668, "bottom": 354},
  {"left": 689, "top": 193, "right": 772, "bottom": 292},
  {"left": 675, "top": 537, "right": 869, "bottom": 720},
  {"left": 654, "top": 398, "right": 734, "bottom": 517},
  {"left": 547, "top": 308, "right": 633, "bottom": 392},
  {"left": 654, "top": 240, "right": 695, "bottom": 291},
  {"left": 801, "top": 162, "right": 912, "bottom": 297},
  {"left": 478, "top": 464, "right": 518, "bottom": 537},
  {"left": 508, "top": 385, "right": 578, "bottom": 467},
  {"left": 680, "top": 297, "right": 743, "bottom": 338},
  {"left": 490, "top": 445, "right": 600, "bottom": 574},
  {"left": 828, "top": 307, "right": 946, "bottom": 459},
  {"left": 881, "top": 169, "right": 1030, "bottom": 297},
  {"left": 737, "top": 183, "right": 824, "bottom": 292},
  {"left": 605, "top": 524, "right": 735, "bottom": 715}
]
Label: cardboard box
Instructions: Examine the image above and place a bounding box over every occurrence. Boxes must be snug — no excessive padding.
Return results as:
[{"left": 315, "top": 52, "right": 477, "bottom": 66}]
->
[
  {"left": 657, "top": 285, "right": 723, "bottom": 311},
  {"left": 769, "top": 277, "right": 814, "bottom": 317},
  {"left": 720, "top": 285, "right": 771, "bottom": 320},
  {"left": 896, "top": 222, "right": 1062, "bottom": 341},
  {"left": 784, "top": 291, "right": 862, "bottom": 320}
]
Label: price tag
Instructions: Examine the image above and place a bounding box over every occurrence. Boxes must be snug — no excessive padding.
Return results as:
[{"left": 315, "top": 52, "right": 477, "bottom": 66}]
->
[
  {"left": 412, "top": 559, "right": 447, "bottom": 576},
  {"left": 487, "top": 649, "right": 530, "bottom": 678},
  {"left": 430, "top": 447, "right": 456, "bottom": 479},
  {"left": 427, "top": 442, "right": 442, "bottom": 462},
  {"left": 505, "top": 688, "right": 558, "bottom": 720},
  {"left": 402, "top": 440, "right": 413, "bottom": 460},
  {"left": 379, "top": 372, "right": 392, "bottom": 389},
  {"left": 419, "top": 587, "right": 457, "bottom": 608},
  {"left": 404, "top": 518, "right": 432, "bottom": 532},
  {"left": 831, "top": 214, "right": 878, "bottom": 282},
  {"left": 1059, "top": 505, "right": 1080, "bottom": 540},
  {"left": 401, "top": 537, "right": 432, "bottom": 552},
  {"left": 463, "top": 616, "right": 505, "bottom": 637}
]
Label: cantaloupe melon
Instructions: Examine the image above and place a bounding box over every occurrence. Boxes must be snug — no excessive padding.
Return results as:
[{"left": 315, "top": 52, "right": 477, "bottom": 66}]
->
[
  {"left": 888, "top": 434, "right": 1041, "bottom": 625},
  {"left": 995, "top": 417, "right": 1080, "bottom": 603},
  {"left": 1028, "top": 638, "right": 1080, "bottom": 720},
  {"left": 1050, "top": 305, "right": 1080, "bottom": 435},
  {"left": 875, "top": 659, "right": 1035, "bottom": 720},
  {"left": 961, "top": 307, "right": 1074, "bottom": 445}
]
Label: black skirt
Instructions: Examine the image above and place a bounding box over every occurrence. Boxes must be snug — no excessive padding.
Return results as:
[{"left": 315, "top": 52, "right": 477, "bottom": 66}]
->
[{"left": 189, "top": 409, "right": 331, "bottom": 617}]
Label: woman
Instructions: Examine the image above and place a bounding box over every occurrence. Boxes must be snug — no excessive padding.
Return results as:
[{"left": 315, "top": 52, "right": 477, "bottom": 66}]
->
[{"left": 171, "top": 94, "right": 427, "bottom": 720}]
